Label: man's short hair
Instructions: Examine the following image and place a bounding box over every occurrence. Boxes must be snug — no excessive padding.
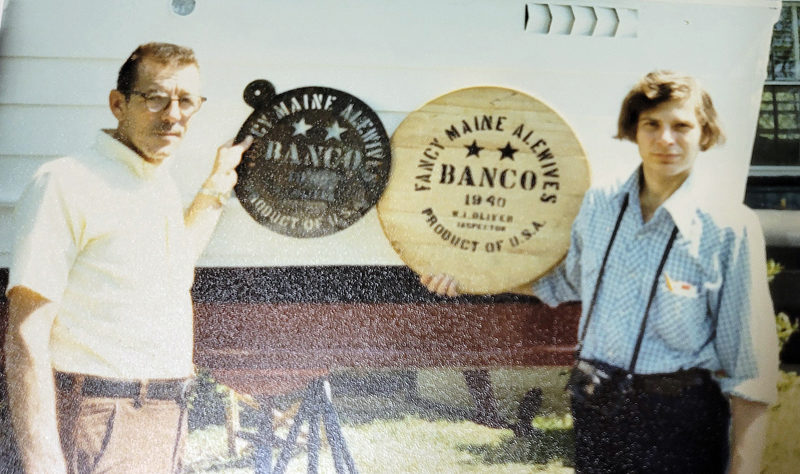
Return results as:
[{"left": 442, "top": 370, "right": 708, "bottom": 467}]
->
[
  {"left": 116, "top": 42, "right": 198, "bottom": 96},
  {"left": 615, "top": 70, "right": 725, "bottom": 151}
]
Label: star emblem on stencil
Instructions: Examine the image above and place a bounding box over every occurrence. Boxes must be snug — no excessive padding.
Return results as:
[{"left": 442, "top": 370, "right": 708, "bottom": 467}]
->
[
  {"left": 292, "top": 118, "right": 313, "bottom": 136},
  {"left": 325, "top": 120, "right": 348, "bottom": 141},
  {"left": 464, "top": 139, "right": 483, "bottom": 158},
  {"left": 498, "top": 142, "right": 518, "bottom": 161}
]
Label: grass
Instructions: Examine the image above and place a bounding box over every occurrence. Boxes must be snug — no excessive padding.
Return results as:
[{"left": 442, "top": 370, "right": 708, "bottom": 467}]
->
[
  {"left": 186, "top": 416, "right": 575, "bottom": 473},
  {"left": 184, "top": 371, "right": 575, "bottom": 473}
]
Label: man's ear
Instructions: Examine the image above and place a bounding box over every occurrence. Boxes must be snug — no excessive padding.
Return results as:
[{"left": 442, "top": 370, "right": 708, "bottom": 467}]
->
[
  {"left": 109, "top": 90, "right": 128, "bottom": 121},
  {"left": 699, "top": 127, "right": 712, "bottom": 151}
]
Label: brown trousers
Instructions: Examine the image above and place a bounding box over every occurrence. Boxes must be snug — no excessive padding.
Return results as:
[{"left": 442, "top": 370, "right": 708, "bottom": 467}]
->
[{"left": 56, "top": 388, "right": 187, "bottom": 474}]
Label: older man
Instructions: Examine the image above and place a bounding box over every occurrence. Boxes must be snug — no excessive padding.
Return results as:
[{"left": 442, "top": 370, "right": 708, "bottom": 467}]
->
[{"left": 4, "top": 42, "right": 252, "bottom": 473}]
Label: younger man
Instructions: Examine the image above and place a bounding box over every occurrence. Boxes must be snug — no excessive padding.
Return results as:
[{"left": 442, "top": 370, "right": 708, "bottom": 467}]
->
[{"left": 424, "top": 71, "right": 778, "bottom": 472}]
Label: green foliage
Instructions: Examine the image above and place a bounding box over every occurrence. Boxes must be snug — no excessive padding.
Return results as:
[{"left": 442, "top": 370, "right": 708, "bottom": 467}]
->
[
  {"left": 767, "top": 259, "right": 784, "bottom": 283},
  {"left": 776, "top": 312, "right": 799, "bottom": 351},
  {"left": 768, "top": 259, "right": 799, "bottom": 351}
]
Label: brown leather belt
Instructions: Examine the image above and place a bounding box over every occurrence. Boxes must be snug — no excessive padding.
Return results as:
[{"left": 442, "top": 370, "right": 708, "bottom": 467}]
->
[{"left": 55, "top": 372, "right": 194, "bottom": 402}]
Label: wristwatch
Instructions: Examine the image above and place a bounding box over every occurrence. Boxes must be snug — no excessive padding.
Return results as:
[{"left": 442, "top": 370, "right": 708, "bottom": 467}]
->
[{"left": 199, "top": 187, "right": 229, "bottom": 207}]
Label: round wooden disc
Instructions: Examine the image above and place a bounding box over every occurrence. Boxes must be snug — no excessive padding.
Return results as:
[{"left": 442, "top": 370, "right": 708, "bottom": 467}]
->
[{"left": 377, "top": 87, "right": 590, "bottom": 294}]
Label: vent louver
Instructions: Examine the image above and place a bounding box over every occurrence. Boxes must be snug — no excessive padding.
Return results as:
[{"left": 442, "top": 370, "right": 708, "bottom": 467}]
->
[{"left": 525, "top": 3, "right": 638, "bottom": 38}]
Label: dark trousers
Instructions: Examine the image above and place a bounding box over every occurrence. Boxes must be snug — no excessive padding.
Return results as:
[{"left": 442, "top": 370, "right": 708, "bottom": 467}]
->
[{"left": 571, "top": 376, "right": 730, "bottom": 473}]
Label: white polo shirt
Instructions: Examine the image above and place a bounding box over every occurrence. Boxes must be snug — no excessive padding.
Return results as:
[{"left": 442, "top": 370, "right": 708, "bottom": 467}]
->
[{"left": 8, "top": 131, "right": 195, "bottom": 379}]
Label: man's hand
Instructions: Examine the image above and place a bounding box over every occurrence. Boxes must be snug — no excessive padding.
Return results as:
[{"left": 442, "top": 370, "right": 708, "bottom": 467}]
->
[
  {"left": 420, "top": 274, "right": 535, "bottom": 297},
  {"left": 729, "top": 396, "right": 769, "bottom": 474},
  {"left": 185, "top": 135, "right": 254, "bottom": 259},
  {"left": 202, "top": 135, "right": 254, "bottom": 196},
  {"left": 5, "top": 286, "right": 67, "bottom": 474},
  {"left": 420, "top": 274, "right": 460, "bottom": 297}
]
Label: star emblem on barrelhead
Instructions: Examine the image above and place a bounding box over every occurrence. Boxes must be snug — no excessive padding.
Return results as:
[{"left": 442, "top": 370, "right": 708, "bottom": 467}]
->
[
  {"left": 325, "top": 120, "right": 347, "bottom": 141},
  {"left": 292, "top": 118, "right": 313, "bottom": 136},
  {"left": 464, "top": 139, "right": 483, "bottom": 158},
  {"left": 498, "top": 142, "right": 518, "bottom": 160}
]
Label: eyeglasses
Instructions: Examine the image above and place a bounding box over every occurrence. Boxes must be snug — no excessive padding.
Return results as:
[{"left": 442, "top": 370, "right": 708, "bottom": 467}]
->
[{"left": 126, "top": 90, "right": 207, "bottom": 115}]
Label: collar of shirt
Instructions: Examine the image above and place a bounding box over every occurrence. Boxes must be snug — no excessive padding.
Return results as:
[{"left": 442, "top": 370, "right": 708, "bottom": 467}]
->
[
  {"left": 95, "top": 130, "right": 164, "bottom": 180},
  {"left": 616, "top": 166, "right": 703, "bottom": 243}
]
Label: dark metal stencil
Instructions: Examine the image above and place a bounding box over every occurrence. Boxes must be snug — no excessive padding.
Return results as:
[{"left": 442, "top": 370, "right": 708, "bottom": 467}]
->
[{"left": 235, "top": 80, "right": 391, "bottom": 238}]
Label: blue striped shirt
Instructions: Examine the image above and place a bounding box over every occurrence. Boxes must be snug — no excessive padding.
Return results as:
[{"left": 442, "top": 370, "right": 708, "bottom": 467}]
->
[{"left": 533, "top": 168, "right": 779, "bottom": 403}]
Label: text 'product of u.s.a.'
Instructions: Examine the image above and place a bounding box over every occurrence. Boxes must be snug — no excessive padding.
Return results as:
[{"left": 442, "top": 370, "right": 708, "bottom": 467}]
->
[{"left": 378, "top": 87, "right": 590, "bottom": 294}]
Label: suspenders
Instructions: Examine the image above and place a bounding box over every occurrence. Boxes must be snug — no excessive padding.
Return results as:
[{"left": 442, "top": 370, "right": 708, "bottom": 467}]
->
[{"left": 577, "top": 194, "right": 679, "bottom": 374}]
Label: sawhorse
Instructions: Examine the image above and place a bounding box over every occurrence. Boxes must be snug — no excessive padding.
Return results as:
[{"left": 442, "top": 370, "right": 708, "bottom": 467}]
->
[{"left": 239, "top": 377, "right": 358, "bottom": 474}]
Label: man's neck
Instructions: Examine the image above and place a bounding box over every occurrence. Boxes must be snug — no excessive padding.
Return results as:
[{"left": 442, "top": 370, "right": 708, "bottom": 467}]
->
[
  {"left": 106, "top": 129, "right": 164, "bottom": 165},
  {"left": 639, "top": 169, "right": 688, "bottom": 223}
]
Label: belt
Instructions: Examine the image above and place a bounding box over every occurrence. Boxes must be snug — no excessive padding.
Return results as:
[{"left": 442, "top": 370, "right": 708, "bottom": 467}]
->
[
  {"left": 634, "top": 369, "right": 710, "bottom": 395},
  {"left": 576, "top": 360, "right": 712, "bottom": 396},
  {"left": 56, "top": 372, "right": 194, "bottom": 403}
]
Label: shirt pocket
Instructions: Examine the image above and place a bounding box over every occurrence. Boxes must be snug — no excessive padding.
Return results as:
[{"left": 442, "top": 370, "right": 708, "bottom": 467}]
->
[{"left": 649, "top": 276, "right": 712, "bottom": 352}]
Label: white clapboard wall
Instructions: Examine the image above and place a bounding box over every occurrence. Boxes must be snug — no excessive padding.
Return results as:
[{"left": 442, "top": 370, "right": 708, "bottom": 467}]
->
[{"left": 0, "top": 0, "right": 780, "bottom": 267}]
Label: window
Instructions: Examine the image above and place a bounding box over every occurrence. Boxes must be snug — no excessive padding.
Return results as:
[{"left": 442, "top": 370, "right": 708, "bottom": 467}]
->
[
  {"left": 753, "top": 3, "right": 800, "bottom": 171},
  {"left": 747, "top": 2, "right": 800, "bottom": 210}
]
